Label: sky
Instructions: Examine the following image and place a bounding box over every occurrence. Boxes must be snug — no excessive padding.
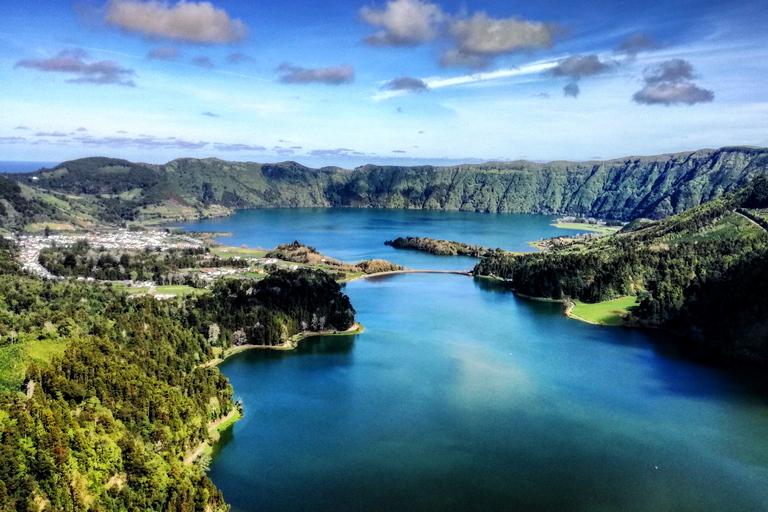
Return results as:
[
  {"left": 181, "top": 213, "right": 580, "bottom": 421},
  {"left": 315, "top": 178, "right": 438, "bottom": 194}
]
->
[{"left": 1, "top": 0, "right": 767, "bottom": 168}]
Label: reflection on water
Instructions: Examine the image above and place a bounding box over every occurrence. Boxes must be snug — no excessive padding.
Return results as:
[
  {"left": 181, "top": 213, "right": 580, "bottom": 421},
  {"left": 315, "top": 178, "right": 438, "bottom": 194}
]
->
[
  {"left": 173, "top": 208, "right": 573, "bottom": 270},
  {"left": 210, "top": 274, "right": 768, "bottom": 512}
]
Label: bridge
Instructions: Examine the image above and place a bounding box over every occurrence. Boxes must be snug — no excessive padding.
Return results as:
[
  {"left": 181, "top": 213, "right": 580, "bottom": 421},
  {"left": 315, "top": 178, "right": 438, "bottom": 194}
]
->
[{"left": 357, "top": 269, "right": 473, "bottom": 280}]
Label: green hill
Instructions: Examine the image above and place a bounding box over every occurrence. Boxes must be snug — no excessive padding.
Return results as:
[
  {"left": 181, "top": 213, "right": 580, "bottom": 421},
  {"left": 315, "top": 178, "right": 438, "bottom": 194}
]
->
[
  {"left": 474, "top": 175, "right": 768, "bottom": 364},
  {"left": 8, "top": 146, "right": 768, "bottom": 226}
]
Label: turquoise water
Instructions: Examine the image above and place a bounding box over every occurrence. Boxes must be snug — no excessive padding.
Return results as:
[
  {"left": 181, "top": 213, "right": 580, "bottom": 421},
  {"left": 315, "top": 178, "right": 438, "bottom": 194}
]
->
[
  {"left": 179, "top": 210, "right": 768, "bottom": 512},
  {"left": 174, "top": 208, "right": 574, "bottom": 270}
]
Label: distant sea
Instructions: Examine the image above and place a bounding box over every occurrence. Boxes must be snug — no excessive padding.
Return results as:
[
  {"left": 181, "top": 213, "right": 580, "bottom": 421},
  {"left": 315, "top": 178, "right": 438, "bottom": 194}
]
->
[{"left": 0, "top": 161, "right": 59, "bottom": 174}]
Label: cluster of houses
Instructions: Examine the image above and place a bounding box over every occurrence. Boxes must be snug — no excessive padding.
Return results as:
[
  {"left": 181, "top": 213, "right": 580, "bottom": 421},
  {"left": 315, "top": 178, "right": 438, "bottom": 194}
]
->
[
  {"left": 4, "top": 229, "right": 203, "bottom": 279},
  {"left": 4, "top": 230, "right": 309, "bottom": 302}
]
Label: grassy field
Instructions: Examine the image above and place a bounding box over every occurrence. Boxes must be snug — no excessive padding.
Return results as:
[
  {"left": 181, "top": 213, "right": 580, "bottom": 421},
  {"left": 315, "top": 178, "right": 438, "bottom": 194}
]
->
[
  {"left": 212, "top": 247, "right": 268, "bottom": 258},
  {"left": 26, "top": 222, "right": 77, "bottom": 232},
  {"left": 553, "top": 222, "right": 621, "bottom": 236},
  {"left": 570, "top": 296, "right": 638, "bottom": 326},
  {"left": 154, "top": 285, "right": 199, "bottom": 296}
]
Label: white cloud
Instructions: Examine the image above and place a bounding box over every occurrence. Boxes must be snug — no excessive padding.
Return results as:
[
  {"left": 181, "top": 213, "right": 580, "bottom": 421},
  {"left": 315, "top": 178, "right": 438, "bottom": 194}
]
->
[
  {"left": 359, "top": 0, "right": 445, "bottom": 46},
  {"left": 633, "top": 82, "right": 714, "bottom": 105},
  {"left": 277, "top": 63, "right": 354, "bottom": 85},
  {"left": 106, "top": 0, "right": 248, "bottom": 44},
  {"left": 449, "top": 13, "right": 557, "bottom": 57}
]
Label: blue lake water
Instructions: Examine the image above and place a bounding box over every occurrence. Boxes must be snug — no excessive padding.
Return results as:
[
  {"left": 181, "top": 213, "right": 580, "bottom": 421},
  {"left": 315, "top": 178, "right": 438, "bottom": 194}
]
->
[
  {"left": 175, "top": 208, "right": 576, "bottom": 270},
  {"left": 179, "top": 209, "right": 768, "bottom": 512}
]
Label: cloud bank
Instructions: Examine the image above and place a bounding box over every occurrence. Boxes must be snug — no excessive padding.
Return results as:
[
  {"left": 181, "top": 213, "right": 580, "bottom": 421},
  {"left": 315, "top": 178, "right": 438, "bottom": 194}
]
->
[
  {"left": 445, "top": 13, "right": 557, "bottom": 68},
  {"left": 15, "top": 49, "right": 136, "bottom": 86},
  {"left": 360, "top": 0, "right": 559, "bottom": 68},
  {"left": 191, "top": 56, "right": 215, "bottom": 68},
  {"left": 105, "top": 0, "right": 248, "bottom": 44},
  {"left": 278, "top": 63, "right": 354, "bottom": 85},
  {"left": 382, "top": 76, "right": 429, "bottom": 92},
  {"left": 226, "top": 52, "right": 252, "bottom": 64},
  {"left": 633, "top": 59, "right": 714, "bottom": 105},
  {"left": 359, "top": 0, "right": 445, "bottom": 46},
  {"left": 563, "top": 83, "right": 580, "bottom": 98},
  {"left": 146, "top": 46, "right": 179, "bottom": 61},
  {"left": 614, "top": 33, "right": 658, "bottom": 57},
  {"left": 548, "top": 55, "right": 615, "bottom": 78}
]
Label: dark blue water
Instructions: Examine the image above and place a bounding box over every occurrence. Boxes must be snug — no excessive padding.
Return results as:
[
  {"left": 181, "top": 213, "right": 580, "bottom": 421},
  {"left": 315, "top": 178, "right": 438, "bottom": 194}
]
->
[
  {"left": 0, "top": 161, "right": 58, "bottom": 173},
  {"left": 175, "top": 208, "right": 571, "bottom": 270},
  {"left": 184, "top": 210, "right": 768, "bottom": 512}
]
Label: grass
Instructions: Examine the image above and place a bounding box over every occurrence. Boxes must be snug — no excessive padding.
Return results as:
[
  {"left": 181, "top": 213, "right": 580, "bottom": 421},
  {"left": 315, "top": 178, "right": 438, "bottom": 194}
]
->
[
  {"left": 553, "top": 222, "right": 621, "bottom": 236},
  {"left": 24, "top": 339, "right": 68, "bottom": 365},
  {"left": 0, "top": 339, "right": 69, "bottom": 394},
  {"left": 211, "top": 247, "right": 268, "bottom": 258},
  {"left": 26, "top": 222, "right": 76, "bottom": 231},
  {"left": 154, "top": 285, "right": 198, "bottom": 296},
  {"left": 570, "top": 296, "right": 638, "bottom": 326}
]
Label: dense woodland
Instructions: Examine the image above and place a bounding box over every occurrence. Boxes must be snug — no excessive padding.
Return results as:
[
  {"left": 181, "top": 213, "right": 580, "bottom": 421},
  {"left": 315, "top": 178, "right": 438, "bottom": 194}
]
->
[
  {"left": 475, "top": 176, "right": 768, "bottom": 363},
  {"left": 385, "top": 236, "right": 501, "bottom": 258},
  {"left": 0, "top": 238, "right": 356, "bottom": 511}
]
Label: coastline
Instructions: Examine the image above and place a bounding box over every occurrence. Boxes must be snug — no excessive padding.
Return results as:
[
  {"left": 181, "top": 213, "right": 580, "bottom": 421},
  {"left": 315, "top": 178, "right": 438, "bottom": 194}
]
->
[
  {"left": 185, "top": 322, "right": 365, "bottom": 464},
  {"left": 183, "top": 407, "right": 242, "bottom": 466},
  {"left": 473, "top": 275, "right": 625, "bottom": 326},
  {"left": 199, "top": 322, "right": 365, "bottom": 368},
  {"left": 563, "top": 300, "right": 602, "bottom": 325}
]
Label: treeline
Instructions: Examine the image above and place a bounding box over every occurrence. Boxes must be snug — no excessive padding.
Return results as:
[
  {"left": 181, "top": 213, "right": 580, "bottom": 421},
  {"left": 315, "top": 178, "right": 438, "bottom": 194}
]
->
[
  {"left": 267, "top": 240, "right": 403, "bottom": 275},
  {"left": 38, "top": 241, "right": 247, "bottom": 282},
  {"left": 385, "top": 236, "right": 501, "bottom": 258},
  {"left": 185, "top": 268, "right": 356, "bottom": 347},
  {"left": 0, "top": 239, "right": 357, "bottom": 510},
  {"left": 474, "top": 176, "right": 768, "bottom": 363}
]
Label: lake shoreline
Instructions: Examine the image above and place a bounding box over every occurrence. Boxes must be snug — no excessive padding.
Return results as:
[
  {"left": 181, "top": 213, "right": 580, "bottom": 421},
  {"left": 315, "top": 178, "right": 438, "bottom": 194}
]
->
[
  {"left": 200, "top": 322, "right": 365, "bottom": 368},
  {"left": 473, "top": 275, "right": 626, "bottom": 326}
]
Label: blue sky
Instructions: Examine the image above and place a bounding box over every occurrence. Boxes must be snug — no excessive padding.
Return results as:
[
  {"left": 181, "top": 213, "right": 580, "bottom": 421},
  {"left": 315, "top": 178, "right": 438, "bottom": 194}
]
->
[{"left": 1, "top": 0, "right": 767, "bottom": 167}]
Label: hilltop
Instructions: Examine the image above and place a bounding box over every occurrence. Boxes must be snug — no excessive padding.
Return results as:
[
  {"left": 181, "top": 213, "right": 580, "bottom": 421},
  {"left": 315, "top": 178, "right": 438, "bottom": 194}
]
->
[{"left": 5, "top": 146, "right": 768, "bottom": 229}]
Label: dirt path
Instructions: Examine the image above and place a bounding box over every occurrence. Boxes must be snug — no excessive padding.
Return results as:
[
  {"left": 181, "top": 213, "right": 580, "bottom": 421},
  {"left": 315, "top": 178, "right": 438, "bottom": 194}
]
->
[{"left": 562, "top": 300, "right": 601, "bottom": 325}]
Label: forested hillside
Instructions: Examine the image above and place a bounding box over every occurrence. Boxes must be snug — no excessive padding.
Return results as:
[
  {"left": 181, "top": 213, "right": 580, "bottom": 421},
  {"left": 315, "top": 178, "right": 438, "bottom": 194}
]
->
[
  {"left": 0, "top": 238, "right": 355, "bottom": 510},
  {"left": 474, "top": 175, "right": 768, "bottom": 363},
  {"left": 9, "top": 146, "right": 768, "bottom": 225},
  {"left": 0, "top": 175, "right": 59, "bottom": 229}
]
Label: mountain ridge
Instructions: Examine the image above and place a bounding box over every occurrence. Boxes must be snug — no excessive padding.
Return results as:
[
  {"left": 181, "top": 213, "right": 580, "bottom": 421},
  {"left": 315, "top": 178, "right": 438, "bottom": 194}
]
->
[{"left": 6, "top": 145, "right": 768, "bottom": 227}]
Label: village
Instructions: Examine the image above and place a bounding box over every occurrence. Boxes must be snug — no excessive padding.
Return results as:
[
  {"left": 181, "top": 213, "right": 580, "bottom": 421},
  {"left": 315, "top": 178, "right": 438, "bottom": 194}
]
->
[{"left": 2, "top": 229, "right": 290, "bottom": 298}]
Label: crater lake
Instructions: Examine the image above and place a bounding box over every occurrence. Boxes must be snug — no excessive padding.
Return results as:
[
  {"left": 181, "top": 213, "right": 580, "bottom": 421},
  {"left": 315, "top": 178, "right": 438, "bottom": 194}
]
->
[{"left": 177, "top": 209, "right": 768, "bottom": 512}]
